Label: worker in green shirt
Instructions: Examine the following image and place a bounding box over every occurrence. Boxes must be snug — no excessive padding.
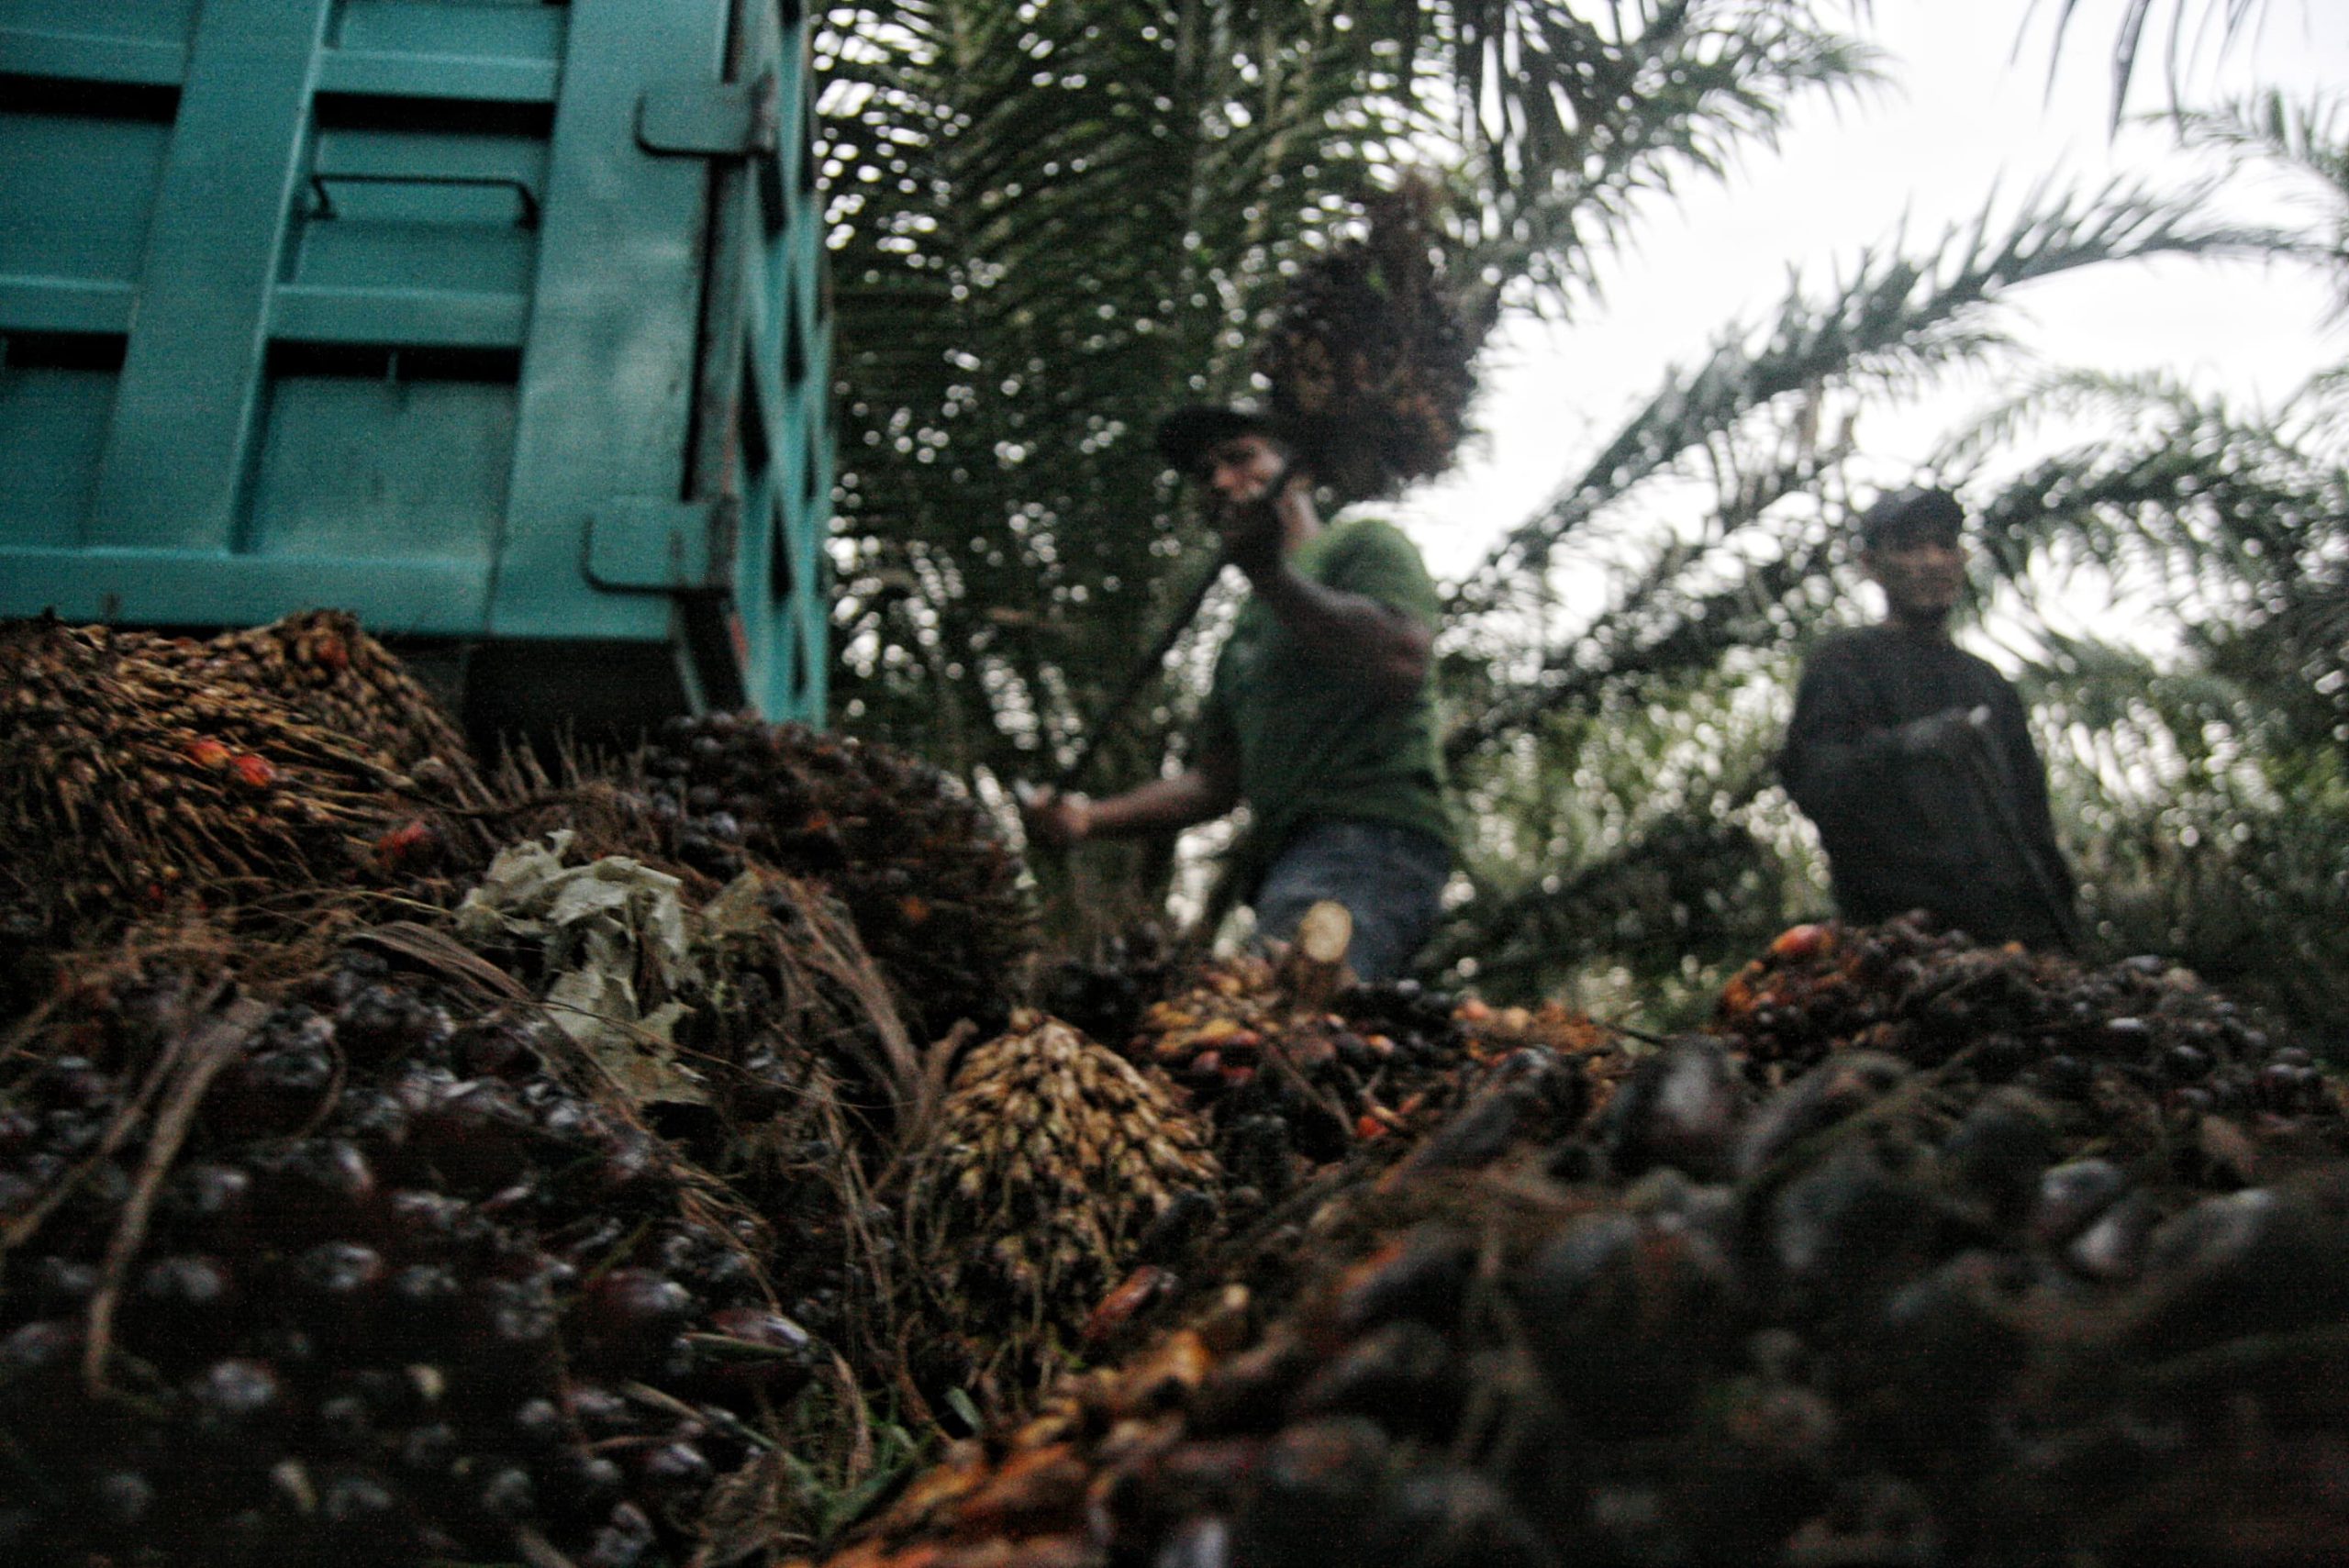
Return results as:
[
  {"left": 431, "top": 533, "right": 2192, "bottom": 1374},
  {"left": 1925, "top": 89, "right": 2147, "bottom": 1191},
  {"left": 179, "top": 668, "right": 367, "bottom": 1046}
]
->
[{"left": 1020, "top": 405, "right": 1455, "bottom": 981}]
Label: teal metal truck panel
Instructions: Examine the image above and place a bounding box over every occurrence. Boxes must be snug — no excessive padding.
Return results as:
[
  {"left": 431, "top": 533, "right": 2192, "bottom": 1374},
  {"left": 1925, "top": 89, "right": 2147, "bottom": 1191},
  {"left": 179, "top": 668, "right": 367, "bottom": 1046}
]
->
[{"left": 0, "top": 0, "right": 831, "bottom": 727}]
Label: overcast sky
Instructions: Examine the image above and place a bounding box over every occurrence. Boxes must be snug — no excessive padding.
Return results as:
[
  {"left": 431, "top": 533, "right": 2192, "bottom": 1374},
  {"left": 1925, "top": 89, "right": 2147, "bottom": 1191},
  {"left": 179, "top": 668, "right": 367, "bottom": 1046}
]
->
[{"left": 1400, "top": 0, "right": 2349, "bottom": 581}]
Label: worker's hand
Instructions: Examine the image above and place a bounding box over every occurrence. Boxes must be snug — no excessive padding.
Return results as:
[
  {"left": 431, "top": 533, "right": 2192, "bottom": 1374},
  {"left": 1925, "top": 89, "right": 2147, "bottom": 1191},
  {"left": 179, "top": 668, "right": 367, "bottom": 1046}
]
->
[
  {"left": 1018, "top": 786, "right": 1093, "bottom": 849},
  {"left": 1894, "top": 705, "right": 1990, "bottom": 759}
]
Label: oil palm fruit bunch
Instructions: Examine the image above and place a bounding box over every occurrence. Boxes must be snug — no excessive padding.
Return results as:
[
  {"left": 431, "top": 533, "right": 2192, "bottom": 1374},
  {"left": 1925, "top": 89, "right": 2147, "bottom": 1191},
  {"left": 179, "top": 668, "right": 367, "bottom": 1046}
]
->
[
  {"left": 1128, "top": 961, "right": 1497, "bottom": 1197},
  {"left": 637, "top": 715, "right": 1031, "bottom": 1041},
  {"left": 0, "top": 940, "right": 815, "bottom": 1567},
  {"left": 0, "top": 617, "right": 463, "bottom": 929},
  {"left": 1131, "top": 954, "right": 1290, "bottom": 1088},
  {"left": 141, "top": 611, "right": 480, "bottom": 785},
  {"left": 1130, "top": 956, "right": 1369, "bottom": 1192},
  {"left": 905, "top": 1012, "right": 1217, "bottom": 1388},
  {"left": 1254, "top": 178, "right": 1484, "bottom": 504}
]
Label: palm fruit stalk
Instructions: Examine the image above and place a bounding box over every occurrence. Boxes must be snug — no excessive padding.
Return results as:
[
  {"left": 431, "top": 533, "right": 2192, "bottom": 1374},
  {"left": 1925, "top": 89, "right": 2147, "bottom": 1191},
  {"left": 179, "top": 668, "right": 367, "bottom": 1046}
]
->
[
  {"left": 904, "top": 1012, "right": 1217, "bottom": 1396},
  {"left": 635, "top": 715, "right": 1033, "bottom": 1042},
  {"left": 813, "top": 923, "right": 2349, "bottom": 1568},
  {"left": 0, "top": 934, "right": 820, "bottom": 1567},
  {"left": 0, "top": 617, "right": 472, "bottom": 939}
]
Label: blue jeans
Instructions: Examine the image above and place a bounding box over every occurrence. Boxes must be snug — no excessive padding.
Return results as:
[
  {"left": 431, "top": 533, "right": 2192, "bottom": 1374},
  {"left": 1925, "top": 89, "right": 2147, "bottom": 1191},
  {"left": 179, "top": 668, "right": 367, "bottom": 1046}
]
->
[{"left": 1251, "top": 818, "right": 1452, "bottom": 983}]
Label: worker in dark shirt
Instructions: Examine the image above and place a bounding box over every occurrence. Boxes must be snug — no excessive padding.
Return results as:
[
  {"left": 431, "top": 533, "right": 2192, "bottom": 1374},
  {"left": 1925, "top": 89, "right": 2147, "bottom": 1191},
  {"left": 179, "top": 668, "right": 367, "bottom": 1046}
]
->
[{"left": 1779, "top": 486, "right": 2080, "bottom": 951}]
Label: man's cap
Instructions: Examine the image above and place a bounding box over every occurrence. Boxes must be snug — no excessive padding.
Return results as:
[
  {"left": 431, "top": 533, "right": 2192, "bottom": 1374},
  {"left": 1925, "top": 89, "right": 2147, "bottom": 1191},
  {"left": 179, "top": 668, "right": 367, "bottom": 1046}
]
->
[
  {"left": 1856, "top": 485, "right": 1965, "bottom": 547},
  {"left": 1155, "top": 404, "right": 1280, "bottom": 473}
]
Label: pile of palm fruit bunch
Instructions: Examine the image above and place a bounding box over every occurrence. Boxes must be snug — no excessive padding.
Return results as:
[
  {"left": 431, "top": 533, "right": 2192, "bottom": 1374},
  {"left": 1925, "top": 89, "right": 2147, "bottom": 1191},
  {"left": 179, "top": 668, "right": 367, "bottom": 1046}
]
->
[
  {"left": 901, "top": 1011, "right": 1219, "bottom": 1401},
  {"left": 889, "top": 929, "right": 1631, "bottom": 1421},
  {"left": 632, "top": 715, "right": 1033, "bottom": 1043},
  {"left": 17, "top": 604, "right": 2349, "bottom": 1566},
  {"left": 1254, "top": 178, "right": 1484, "bottom": 503},
  {"left": 0, "top": 613, "right": 996, "bottom": 1564},
  {"left": 0, "top": 617, "right": 484, "bottom": 956},
  {"left": 808, "top": 920, "right": 2349, "bottom": 1568},
  {"left": 0, "top": 932, "right": 819, "bottom": 1567}
]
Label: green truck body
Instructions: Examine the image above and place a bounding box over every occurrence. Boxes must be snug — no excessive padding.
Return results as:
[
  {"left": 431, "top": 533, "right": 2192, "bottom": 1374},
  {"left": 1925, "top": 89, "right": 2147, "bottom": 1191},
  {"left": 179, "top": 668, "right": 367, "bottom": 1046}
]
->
[{"left": 0, "top": 0, "right": 832, "bottom": 734}]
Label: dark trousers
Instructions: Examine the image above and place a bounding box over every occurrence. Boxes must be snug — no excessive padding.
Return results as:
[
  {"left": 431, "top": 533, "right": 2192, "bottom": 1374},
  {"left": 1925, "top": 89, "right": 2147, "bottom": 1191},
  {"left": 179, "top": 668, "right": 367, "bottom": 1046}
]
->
[{"left": 1252, "top": 818, "right": 1452, "bottom": 982}]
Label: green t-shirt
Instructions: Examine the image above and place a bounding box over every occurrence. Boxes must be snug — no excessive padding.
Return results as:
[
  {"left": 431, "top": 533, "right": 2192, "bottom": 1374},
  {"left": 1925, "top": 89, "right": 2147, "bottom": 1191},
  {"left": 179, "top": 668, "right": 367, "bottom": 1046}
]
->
[{"left": 1197, "top": 515, "right": 1454, "bottom": 883}]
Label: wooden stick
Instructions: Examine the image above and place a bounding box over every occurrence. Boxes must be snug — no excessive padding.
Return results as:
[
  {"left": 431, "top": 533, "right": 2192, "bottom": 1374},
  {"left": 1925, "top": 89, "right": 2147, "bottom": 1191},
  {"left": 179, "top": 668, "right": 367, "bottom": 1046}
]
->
[{"left": 1052, "top": 544, "right": 1230, "bottom": 794}]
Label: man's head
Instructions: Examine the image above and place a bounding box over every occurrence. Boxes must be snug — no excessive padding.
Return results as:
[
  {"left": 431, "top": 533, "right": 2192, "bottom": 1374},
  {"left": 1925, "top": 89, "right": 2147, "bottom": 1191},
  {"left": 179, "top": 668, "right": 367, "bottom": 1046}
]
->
[
  {"left": 1157, "top": 405, "right": 1298, "bottom": 508},
  {"left": 1857, "top": 486, "right": 1967, "bottom": 630}
]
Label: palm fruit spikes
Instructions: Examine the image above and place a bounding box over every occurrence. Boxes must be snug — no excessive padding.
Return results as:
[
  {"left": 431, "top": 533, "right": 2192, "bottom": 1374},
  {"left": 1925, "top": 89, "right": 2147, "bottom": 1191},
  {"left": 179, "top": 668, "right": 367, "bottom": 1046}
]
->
[
  {"left": 0, "top": 617, "right": 470, "bottom": 932},
  {"left": 139, "top": 611, "right": 478, "bottom": 784},
  {"left": 0, "top": 939, "right": 812, "bottom": 1567},
  {"left": 906, "top": 1012, "right": 1218, "bottom": 1389}
]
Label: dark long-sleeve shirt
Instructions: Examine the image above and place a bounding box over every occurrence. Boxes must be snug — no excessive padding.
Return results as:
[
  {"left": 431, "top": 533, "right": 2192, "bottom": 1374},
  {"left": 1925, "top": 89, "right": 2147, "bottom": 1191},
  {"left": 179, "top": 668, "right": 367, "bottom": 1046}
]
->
[{"left": 1780, "top": 625, "right": 2076, "bottom": 950}]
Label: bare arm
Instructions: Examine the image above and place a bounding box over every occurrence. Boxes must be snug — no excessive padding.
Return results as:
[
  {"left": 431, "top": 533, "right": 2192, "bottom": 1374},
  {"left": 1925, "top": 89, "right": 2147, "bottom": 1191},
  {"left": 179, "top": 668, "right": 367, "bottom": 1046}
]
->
[{"left": 1020, "top": 739, "right": 1241, "bottom": 848}]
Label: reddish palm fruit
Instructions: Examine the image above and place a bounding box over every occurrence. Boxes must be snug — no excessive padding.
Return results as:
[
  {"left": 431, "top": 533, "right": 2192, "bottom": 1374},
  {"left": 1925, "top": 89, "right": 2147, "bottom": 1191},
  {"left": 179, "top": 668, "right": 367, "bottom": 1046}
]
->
[
  {"left": 581, "top": 1502, "right": 656, "bottom": 1568},
  {"left": 89, "top": 1470, "right": 157, "bottom": 1530},
  {"left": 219, "top": 1044, "right": 338, "bottom": 1135},
  {"left": 1084, "top": 1265, "right": 1176, "bottom": 1349},
  {"left": 0, "top": 1106, "right": 37, "bottom": 1154},
  {"left": 508, "top": 1396, "right": 569, "bottom": 1452},
  {"left": 185, "top": 1358, "right": 283, "bottom": 1426},
  {"left": 542, "top": 1449, "right": 626, "bottom": 1516},
  {"left": 398, "top": 1422, "right": 459, "bottom": 1476},
  {"left": 372, "top": 818, "right": 443, "bottom": 873},
  {"left": 630, "top": 1440, "right": 713, "bottom": 1497},
  {"left": 162, "top": 1162, "right": 255, "bottom": 1244},
  {"left": 0, "top": 1319, "right": 83, "bottom": 1385},
  {"left": 38, "top": 1056, "right": 114, "bottom": 1107},
  {"left": 27, "top": 1257, "right": 99, "bottom": 1313},
  {"left": 295, "top": 1240, "right": 386, "bottom": 1300},
  {"left": 562, "top": 1383, "right": 634, "bottom": 1435},
  {"left": 320, "top": 1470, "right": 397, "bottom": 1531},
  {"left": 1769, "top": 923, "right": 1835, "bottom": 962},
  {"left": 475, "top": 1465, "right": 538, "bottom": 1521},
  {"left": 134, "top": 1254, "right": 237, "bottom": 1329},
  {"left": 406, "top": 1081, "right": 538, "bottom": 1193}
]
